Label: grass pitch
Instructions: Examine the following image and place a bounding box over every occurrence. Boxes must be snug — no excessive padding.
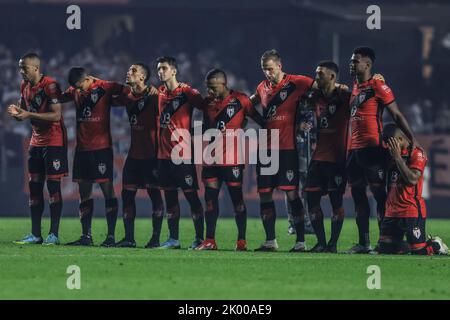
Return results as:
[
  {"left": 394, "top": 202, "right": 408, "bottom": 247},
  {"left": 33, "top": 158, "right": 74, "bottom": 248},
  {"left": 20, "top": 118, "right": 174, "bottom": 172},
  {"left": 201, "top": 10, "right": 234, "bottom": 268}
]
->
[{"left": 0, "top": 217, "right": 449, "bottom": 300}]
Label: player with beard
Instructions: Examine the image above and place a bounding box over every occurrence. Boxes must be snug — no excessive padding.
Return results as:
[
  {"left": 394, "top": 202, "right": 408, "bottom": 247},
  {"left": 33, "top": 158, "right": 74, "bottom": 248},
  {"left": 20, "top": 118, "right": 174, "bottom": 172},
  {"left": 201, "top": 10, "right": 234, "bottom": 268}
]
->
[
  {"left": 250, "top": 50, "right": 315, "bottom": 252},
  {"left": 195, "top": 68, "right": 264, "bottom": 251},
  {"left": 345, "top": 47, "right": 416, "bottom": 253},
  {"left": 299, "top": 61, "right": 350, "bottom": 253}
]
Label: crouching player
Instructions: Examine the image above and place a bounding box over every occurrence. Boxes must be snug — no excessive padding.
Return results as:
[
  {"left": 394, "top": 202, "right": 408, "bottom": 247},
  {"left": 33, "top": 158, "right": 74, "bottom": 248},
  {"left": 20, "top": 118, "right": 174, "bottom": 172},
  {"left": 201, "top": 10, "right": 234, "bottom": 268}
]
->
[{"left": 378, "top": 124, "right": 448, "bottom": 255}]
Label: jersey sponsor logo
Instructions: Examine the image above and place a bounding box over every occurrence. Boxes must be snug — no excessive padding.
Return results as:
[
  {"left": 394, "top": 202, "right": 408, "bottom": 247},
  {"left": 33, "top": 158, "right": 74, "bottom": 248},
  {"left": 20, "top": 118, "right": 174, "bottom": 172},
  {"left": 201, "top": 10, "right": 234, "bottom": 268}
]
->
[
  {"left": 319, "top": 116, "right": 329, "bottom": 129},
  {"left": 412, "top": 227, "right": 421, "bottom": 239},
  {"left": 263, "top": 81, "right": 297, "bottom": 120},
  {"left": 53, "top": 159, "right": 61, "bottom": 171},
  {"left": 391, "top": 171, "right": 399, "bottom": 183},
  {"left": 286, "top": 170, "right": 294, "bottom": 182},
  {"left": 82, "top": 106, "right": 92, "bottom": 118},
  {"left": 232, "top": 166, "right": 240, "bottom": 178},
  {"left": 378, "top": 169, "right": 384, "bottom": 180},
  {"left": 184, "top": 175, "right": 193, "bottom": 186},
  {"left": 130, "top": 114, "right": 138, "bottom": 125},
  {"left": 328, "top": 104, "right": 336, "bottom": 114},
  {"left": 160, "top": 93, "right": 188, "bottom": 129},
  {"left": 98, "top": 163, "right": 107, "bottom": 175}
]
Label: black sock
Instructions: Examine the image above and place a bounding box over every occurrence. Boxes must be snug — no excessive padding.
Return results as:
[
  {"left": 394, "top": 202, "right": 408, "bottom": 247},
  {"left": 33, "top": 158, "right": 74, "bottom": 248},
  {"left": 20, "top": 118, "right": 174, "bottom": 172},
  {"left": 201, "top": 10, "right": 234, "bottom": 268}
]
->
[
  {"left": 105, "top": 198, "right": 118, "bottom": 237},
  {"left": 47, "top": 180, "right": 62, "bottom": 237},
  {"left": 260, "top": 201, "right": 276, "bottom": 241},
  {"left": 148, "top": 188, "right": 164, "bottom": 242},
  {"left": 79, "top": 199, "right": 94, "bottom": 236},
  {"left": 310, "top": 206, "right": 326, "bottom": 246},
  {"left": 290, "top": 197, "right": 306, "bottom": 243},
  {"left": 204, "top": 187, "right": 220, "bottom": 239},
  {"left": 370, "top": 185, "right": 387, "bottom": 232},
  {"left": 165, "top": 190, "right": 180, "bottom": 240},
  {"left": 329, "top": 192, "right": 345, "bottom": 246},
  {"left": 122, "top": 189, "right": 137, "bottom": 241},
  {"left": 29, "top": 180, "right": 44, "bottom": 237},
  {"left": 330, "top": 208, "right": 344, "bottom": 245},
  {"left": 184, "top": 191, "right": 204, "bottom": 240},
  {"left": 228, "top": 187, "right": 247, "bottom": 240},
  {"left": 352, "top": 187, "right": 371, "bottom": 246}
]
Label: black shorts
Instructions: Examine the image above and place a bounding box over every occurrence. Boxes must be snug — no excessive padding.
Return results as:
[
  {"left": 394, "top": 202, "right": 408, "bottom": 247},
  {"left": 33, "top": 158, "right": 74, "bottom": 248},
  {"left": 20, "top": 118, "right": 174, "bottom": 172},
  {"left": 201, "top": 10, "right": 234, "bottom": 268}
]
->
[
  {"left": 346, "top": 147, "right": 388, "bottom": 187},
  {"left": 257, "top": 149, "right": 299, "bottom": 193},
  {"left": 305, "top": 160, "right": 347, "bottom": 194},
  {"left": 202, "top": 165, "right": 244, "bottom": 187},
  {"left": 380, "top": 216, "right": 427, "bottom": 250},
  {"left": 158, "top": 159, "right": 199, "bottom": 190},
  {"left": 122, "top": 157, "right": 159, "bottom": 189},
  {"left": 73, "top": 148, "right": 114, "bottom": 183},
  {"left": 28, "top": 146, "right": 68, "bottom": 180}
]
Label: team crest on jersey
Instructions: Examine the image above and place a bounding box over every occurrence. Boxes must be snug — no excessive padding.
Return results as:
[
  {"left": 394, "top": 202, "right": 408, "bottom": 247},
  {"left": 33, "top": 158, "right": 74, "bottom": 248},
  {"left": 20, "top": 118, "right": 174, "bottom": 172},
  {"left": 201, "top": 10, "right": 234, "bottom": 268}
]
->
[
  {"left": 227, "top": 106, "right": 235, "bottom": 118},
  {"left": 172, "top": 99, "right": 180, "bottom": 110},
  {"left": 137, "top": 99, "right": 145, "bottom": 111},
  {"left": 413, "top": 227, "right": 421, "bottom": 239},
  {"left": 98, "top": 163, "right": 107, "bottom": 175},
  {"left": 184, "top": 175, "right": 193, "bottom": 186},
  {"left": 91, "top": 92, "right": 99, "bottom": 104},
  {"left": 378, "top": 169, "right": 384, "bottom": 180},
  {"left": 334, "top": 175, "right": 342, "bottom": 186},
  {"left": 280, "top": 90, "right": 287, "bottom": 101},
  {"left": 52, "top": 159, "right": 61, "bottom": 171},
  {"left": 358, "top": 92, "right": 366, "bottom": 104},
  {"left": 286, "top": 170, "right": 294, "bottom": 182},
  {"left": 130, "top": 114, "right": 138, "bottom": 125},
  {"left": 232, "top": 167, "right": 240, "bottom": 178},
  {"left": 35, "top": 95, "right": 42, "bottom": 106},
  {"left": 328, "top": 104, "right": 336, "bottom": 114},
  {"left": 391, "top": 171, "right": 399, "bottom": 183}
]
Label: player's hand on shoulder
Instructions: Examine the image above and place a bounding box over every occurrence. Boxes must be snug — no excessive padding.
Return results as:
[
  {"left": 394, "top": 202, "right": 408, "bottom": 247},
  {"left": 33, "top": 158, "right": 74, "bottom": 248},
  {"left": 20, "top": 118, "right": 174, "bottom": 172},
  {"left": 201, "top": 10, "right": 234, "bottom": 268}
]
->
[
  {"left": 148, "top": 85, "right": 158, "bottom": 95},
  {"left": 373, "top": 73, "right": 385, "bottom": 83},
  {"left": 335, "top": 83, "right": 349, "bottom": 92},
  {"left": 179, "top": 82, "right": 189, "bottom": 88},
  {"left": 298, "top": 122, "right": 312, "bottom": 132}
]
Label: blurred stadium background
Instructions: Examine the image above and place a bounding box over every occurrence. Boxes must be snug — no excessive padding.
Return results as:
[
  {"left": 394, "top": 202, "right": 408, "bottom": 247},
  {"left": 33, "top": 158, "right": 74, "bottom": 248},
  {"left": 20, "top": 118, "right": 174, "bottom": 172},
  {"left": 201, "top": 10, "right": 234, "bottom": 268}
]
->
[{"left": 1, "top": 0, "right": 449, "bottom": 218}]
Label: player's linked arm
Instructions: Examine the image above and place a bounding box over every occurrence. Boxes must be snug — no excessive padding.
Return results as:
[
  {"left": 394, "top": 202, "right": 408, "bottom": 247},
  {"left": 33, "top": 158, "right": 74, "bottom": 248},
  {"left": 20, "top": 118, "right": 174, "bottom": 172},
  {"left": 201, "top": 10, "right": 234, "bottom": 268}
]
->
[{"left": 386, "top": 101, "right": 416, "bottom": 146}]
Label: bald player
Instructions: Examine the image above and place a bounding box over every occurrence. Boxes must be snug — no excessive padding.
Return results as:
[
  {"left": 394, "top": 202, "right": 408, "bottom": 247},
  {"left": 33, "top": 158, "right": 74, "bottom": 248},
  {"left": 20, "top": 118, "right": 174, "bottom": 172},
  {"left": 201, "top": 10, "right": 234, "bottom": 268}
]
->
[{"left": 8, "top": 52, "right": 68, "bottom": 245}]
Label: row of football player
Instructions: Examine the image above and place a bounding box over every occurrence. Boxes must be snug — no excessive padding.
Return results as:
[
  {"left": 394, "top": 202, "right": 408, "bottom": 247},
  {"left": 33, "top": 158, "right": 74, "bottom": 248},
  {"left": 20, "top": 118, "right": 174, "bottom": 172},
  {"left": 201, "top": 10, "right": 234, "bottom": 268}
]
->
[{"left": 6, "top": 47, "right": 448, "bottom": 254}]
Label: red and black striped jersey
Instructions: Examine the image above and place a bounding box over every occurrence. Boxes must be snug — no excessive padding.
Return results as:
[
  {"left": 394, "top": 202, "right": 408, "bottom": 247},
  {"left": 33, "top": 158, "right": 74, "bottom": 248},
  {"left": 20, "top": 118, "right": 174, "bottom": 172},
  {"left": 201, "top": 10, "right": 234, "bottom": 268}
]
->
[
  {"left": 114, "top": 87, "right": 158, "bottom": 159},
  {"left": 63, "top": 79, "right": 127, "bottom": 151},
  {"left": 20, "top": 76, "right": 67, "bottom": 147},
  {"left": 386, "top": 147, "right": 427, "bottom": 218},
  {"left": 309, "top": 89, "right": 351, "bottom": 164},
  {"left": 349, "top": 78, "right": 395, "bottom": 150},
  {"left": 202, "top": 90, "right": 259, "bottom": 166},
  {"left": 255, "top": 74, "right": 314, "bottom": 150},
  {"left": 157, "top": 84, "right": 203, "bottom": 160}
]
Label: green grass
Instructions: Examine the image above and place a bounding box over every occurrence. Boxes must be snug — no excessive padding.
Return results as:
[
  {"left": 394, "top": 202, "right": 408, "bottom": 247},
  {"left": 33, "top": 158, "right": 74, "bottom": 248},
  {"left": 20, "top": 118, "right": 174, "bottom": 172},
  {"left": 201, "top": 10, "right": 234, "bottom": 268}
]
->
[{"left": 0, "top": 217, "right": 449, "bottom": 300}]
